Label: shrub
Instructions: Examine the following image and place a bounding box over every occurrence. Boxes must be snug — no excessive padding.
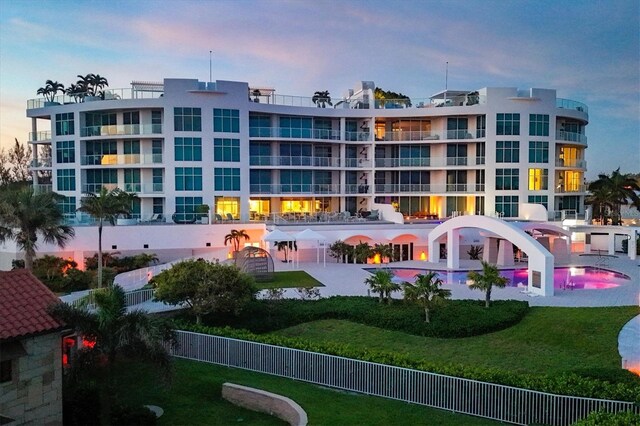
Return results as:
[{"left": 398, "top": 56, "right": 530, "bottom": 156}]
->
[{"left": 573, "top": 409, "right": 640, "bottom": 425}]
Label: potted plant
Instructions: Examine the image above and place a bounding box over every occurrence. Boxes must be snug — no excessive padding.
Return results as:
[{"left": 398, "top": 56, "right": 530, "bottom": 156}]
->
[
  {"left": 195, "top": 204, "right": 210, "bottom": 224},
  {"left": 312, "top": 90, "right": 332, "bottom": 108},
  {"left": 37, "top": 80, "right": 65, "bottom": 106}
]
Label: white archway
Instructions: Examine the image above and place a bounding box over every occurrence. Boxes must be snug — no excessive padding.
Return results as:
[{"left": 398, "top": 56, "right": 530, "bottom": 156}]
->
[{"left": 428, "top": 216, "right": 555, "bottom": 296}]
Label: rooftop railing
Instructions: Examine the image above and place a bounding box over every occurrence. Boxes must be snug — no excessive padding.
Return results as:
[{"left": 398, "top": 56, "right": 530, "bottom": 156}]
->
[
  {"left": 556, "top": 98, "right": 588, "bottom": 114},
  {"left": 27, "top": 88, "right": 164, "bottom": 109}
]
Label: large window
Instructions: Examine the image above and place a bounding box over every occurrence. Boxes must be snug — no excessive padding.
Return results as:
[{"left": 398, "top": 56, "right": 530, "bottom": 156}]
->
[
  {"left": 528, "top": 141, "right": 549, "bottom": 163},
  {"left": 399, "top": 145, "right": 430, "bottom": 166},
  {"left": 280, "top": 143, "right": 312, "bottom": 166},
  {"left": 175, "top": 167, "right": 202, "bottom": 191},
  {"left": 446, "top": 144, "right": 467, "bottom": 165},
  {"left": 528, "top": 168, "right": 549, "bottom": 190},
  {"left": 528, "top": 195, "right": 548, "bottom": 210},
  {"left": 476, "top": 115, "right": 486, "bottom": 138},
  {"left": 174, "top": 137, "right": 202, "bottom": 161},
  {"left": 85, "top": 169, "right": 117, "bottom": 192},
  {"left": 55, "top": 113, "right": 74, "bottom": 136},
  {"left": 249, "top": 114, "right": 271, "bottom": 137},
  {"left": 495, "top": 195, "right": 519, "bottom": 217},
  {"left": 496, "top": 141, "right": 519, "bottom": 163},
  {"left": 174, "top": 107, "right": 201, "bottom": 131},
  {"left": 56, "top": 140, "right": 75, "bottom": 163},
  {"left": 175, "top": 196, "right": 202, "bottom": 221},
  {"left": 213, "top": 108, "right": 240, "bottom": 133},
  {"left": 56, "top": 169, "right": 75, "bottom": 191},
  {"left": 151, "top": 110, "right": 162, "bottom": 133},
  {"left": 249, "top": 142, "right": 271, "bottom": 165},
  {"left": 279, "top": 116, "right": 313, "bottom": 138},
  {"left": 529, "top": 114, "right": 549, "bottom": 136},
  {"left": 280, "top": 170, "right": 312, "bottom": 193},
  {"left": 495, "top": 168, "right": 519, "bottom": 190},
  {"left": 152, "top": 168, "right": 163, "bottom": 192},
  {"left": 447, "top": 117, "right": 468, "bottom": 139},
  {"left": 496, "top": 113, "right": 520, "bottom": 135},
  {"left": 152, "top": 198, "right": 163, "bottom": 214},
  {"left": 250, "top": 170, "right": 271, "bottom": 193},
  {"left": 59, "top": 196, "right": 76, "bottom": 220},
  {"left": 214, "top": 168, "right": 240, "bottom": 191},
  {"left": 85, "top": 140, "right": 117, "bottom": 165},
  {"left": 446, "top": 170, "right": 466, "bottom": 191},
  {"left": 213, "top": 138, "right": 240, "bottom": 162},
  {"left": 124, "top": 169, "right": 141, "bottom": 192}
]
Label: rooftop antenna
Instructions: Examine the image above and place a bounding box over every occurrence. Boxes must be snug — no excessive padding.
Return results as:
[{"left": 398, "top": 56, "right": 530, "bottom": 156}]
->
[{"left": 209, "top": 51, "right": 212, "bottom": 83}]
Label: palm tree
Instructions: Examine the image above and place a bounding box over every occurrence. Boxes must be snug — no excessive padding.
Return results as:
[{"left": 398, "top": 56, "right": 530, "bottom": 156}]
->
[
  {"left": 0, "top": 187, "right": 75, "bottom": 271},
  {"left": 275, "top": 240, "right": 296, "bottom": 263},
  {"left": 364, "top": 269, "right": 400, "bottom": 304},
  {"left": 588, "top": 168, "right": 640, "bottom": 225},
  {"left": 585, "top": 186, "right": 614, "bottom": 224},
  {"left": 89, "top": 74, "right": 109, "bottom": 98},
  {"left": 353, "top": 241, "right": 372, "bottom": 264},
  {"left": 312, "top": 90, "right": 332, "bottom": 108},
  {"left": 49, "top": 285, "right": 175, "bottom": 424},
  {"left": 77, "top": 74, "right": 95, "bottom": 96},
  {"left": 467, "top": 261, "right": 510, "bottom": 308},
  {"left": 371, "top": 243, "right": 393, "bottom": 264},
  {"left": 224, "top": 229, "right": 250, "bottom": 253},
  {"left": 77, "top": 187, "right": 137, "bottom": 288},
  {"left": 404, "top": 272, "right": 451, "bottom": 323},
  {"left": 37, "top": 80, "right": 65, "bottom": 103},
  {"left": 65, "top": 83, "right": 86, "bottom": 103}
]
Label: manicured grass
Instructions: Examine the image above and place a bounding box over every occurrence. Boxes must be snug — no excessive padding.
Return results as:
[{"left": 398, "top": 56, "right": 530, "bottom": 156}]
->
[
  {"left": 273, "top": 306, "right": 640, "bottom": 380},
  {"left": 121, "top": 359, "right": 499, "bottom": 425},
  {"left": 255, "top": 270, "right": 324, "bottom": 289}
]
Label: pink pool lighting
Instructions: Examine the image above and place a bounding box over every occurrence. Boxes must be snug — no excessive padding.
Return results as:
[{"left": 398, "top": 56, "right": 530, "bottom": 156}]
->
[{"left": 367, "top": 267, "right": 629, "bottom": 290}]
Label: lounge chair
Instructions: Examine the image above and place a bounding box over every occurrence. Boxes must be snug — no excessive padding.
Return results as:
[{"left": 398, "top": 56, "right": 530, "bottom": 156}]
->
[{"left": 226, "top": 213, "right": 236, "bottom": 221}]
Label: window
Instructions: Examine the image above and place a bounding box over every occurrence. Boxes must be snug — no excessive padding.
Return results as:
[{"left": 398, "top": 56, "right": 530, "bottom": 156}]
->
[
  {"left": 495, "top": 195, "right": 519, "bottom": 217},
  {"left": 249, "top": 114, "right": 271, "bottom": 137},
  {"left": 495, "top": 168, "right": 519, "bottom": 190},
  {"left": 496, "top": 113, "right": 520, "bottom": 135},
  {"left": 59, "top": 196, "right": 76, "bottom": 219},
  {"left": 250, "top": 142, "right": 271, "bottom": 165},
  {"left": 124, "top": 169, "right": 141, "bottom": 192},
  {"left": 279, "top": 116, "right": 313, "bottom": 138},
  {"left": 476, "top": 169, "right": 485, "bottom": 191},
  {"left": 280, "top": 170, "right": 312, "bottom": 192},
  {"left": 560, "top": 171, "right": 582, "bottom": 192},
  {"left": 175, "top": 196, "right": 202, "bottom": 221},
  {"left": 123, "top": 111, "right": 140, "bottom": 125},
  {"left": 446, "top": 144, "right": 467, "bottom": 165},
  {"left": 56, "top": 113, "right": 74, "bottom": 136},
  {"left": 476, "top": 115, "right": 486, "bottom": 138},
  {"left": 215, "top": 196, "right": 240, "bottom": 218},
  {"left": 152, "top": 169, "right": 163, "bottom": 192},
  {"left": 529, "top": 114, "right": 549, "bottom": 136},
  {"left": 213, "top": 108, "right": 240, "bottom": 133},
  {"left": 250, "top": 170, "right": 271, "bottom": 193},
  {"left": 152, "top": 140, "right": 163, "bottom": 163},
  {"left": 496, "top": 141, "right": 519, "bottom": 163},
  {"left": 174, "top": 137, "right": 202, "bottom": 161},
  {"left": 123, "top": 140, "right": 140, "bottom": 164},
  {"left": 446, "top": 196, "right": 467, "bottom": 217},
  {"left": 56, "top": 169, "right": 75, "bottom": 191},
  {"left": 528, "top": 195, "right": 548, "bottom": 210},
  {"left": 213, "top": 138, "right": 240, "bottom": 162},
  {"left": 528, "top": 141, "right": 549, "bottom": 163},
  {"left": 174, "top": 107, "right": 201, "bottom": 131},
  {"left": 476, "top": 142, "right": 485, "bottom": 164},
  {"left": 446, "top": 170, "right": 466, "bottom": 191},
  {"left": 0, "top": 360, "right": 12, "bottom": 383},
  {"left": 399, "top": 145, "right": 430, "bottom": 166},
  {"left": 84, "top": 140, "right": 117, "bottom": 165},
  {"left": 175, "top": 167, "right": 202, "bottom": 191},
  {"left": 151, "top": 110, "right": 162, "bottom": 133},
  {"left": 559, "top": 146, "right": 582, "bottom": 167},
  {"left": 528, "top": 168, "right": 549, "bottom": 190},
  {"left": 279, "top": 143, "right": 312, "bottom": 166},
  {"left": 84, "top": 112, "right": 115, "bottom": 136},
  {"left": 56, "top": 140, "right": 75, "bottom": 163},
  {"left": 152, "top": 197, "right": 164, "bottom": 214},
  {"left": 85, "top": 169, "right": 117, "bottom": 192},
  {"left": 214, "top": 168, "right": 240, "bottom": 191},
  {"left": 447, "top": 117, "right": 468, "bottom": 139}
]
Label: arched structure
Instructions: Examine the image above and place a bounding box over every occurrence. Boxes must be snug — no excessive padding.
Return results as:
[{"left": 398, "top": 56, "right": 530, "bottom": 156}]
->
[
  {"left": 236, "top": 246, "right": 275, "bottom": 282},
  {"left": 428, "top": 216, "right": 555, "bottom": 296}
]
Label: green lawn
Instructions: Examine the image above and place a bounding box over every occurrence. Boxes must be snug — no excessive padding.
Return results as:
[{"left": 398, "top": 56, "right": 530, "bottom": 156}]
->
[
  {"left": 255, "top": 270, "right": 324, "bottom": 289},
  {"left": 122, "top": 359, "right": 498, "bottom": 425},
  {"left": 273, "top": 306, "right": 639, "bottom": 378}
]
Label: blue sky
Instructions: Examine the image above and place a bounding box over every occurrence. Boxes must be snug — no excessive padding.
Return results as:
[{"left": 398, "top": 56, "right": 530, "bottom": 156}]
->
[{"left": 0, "top": 0, "right": 638, "bottom": 179}]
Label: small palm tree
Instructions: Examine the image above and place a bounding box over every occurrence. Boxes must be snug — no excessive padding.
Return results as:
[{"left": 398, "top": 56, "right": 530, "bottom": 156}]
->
[
  {"left": 0, "top": 187, "right": 75, "bottom": 271},
  {"left": 77, "top": 187, "right": 137, "bottom": 288},
  {"left": 365, "top": 269, "right": 400, "bottom": 304},
  {"left": 90, "top": 74, "right": 109, "bottom": 98},
  {"left": 467, "top": 261, "right": 510, "bottom": 308},
  {"left": 371, "top": 243, "right": 393, "bottom": 264},
  {"left": 353, "top": 241, "right": 372, "bottom": 264},
  {"left": 37, "top": 80, "right": 65, "bottom": 102},
  {"left": 224, "top": 229, "right": 250, "bottom": 253},
  {"left": 312, "top": 90, "right": 332, "bottom": 108},
  {"left": 404, "top": 272, "right": 451, "bottom": 323},
  {"left": 275, "top": 240, "right": 296, "bottom": 263}
]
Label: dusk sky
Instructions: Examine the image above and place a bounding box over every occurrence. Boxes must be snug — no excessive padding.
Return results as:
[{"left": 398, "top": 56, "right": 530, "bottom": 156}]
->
[{"left": 0, "top": 0, "right": 638, "bottom": 179}]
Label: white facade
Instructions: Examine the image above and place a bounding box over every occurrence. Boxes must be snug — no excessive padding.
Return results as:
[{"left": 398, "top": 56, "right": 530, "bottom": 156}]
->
[{"left": 26, "top": 78, "right": 589, "bottom": 225}]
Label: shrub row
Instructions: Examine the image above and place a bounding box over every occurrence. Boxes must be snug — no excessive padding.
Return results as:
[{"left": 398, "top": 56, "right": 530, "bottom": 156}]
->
[
  {"left": 573, "top": 409, "right": 640, "bottom": 425},
  {"left": 173, "top": 320, "right": 640, "bottom": 403},
  {"left": 199, "top": 296, "right": 530, "bottom": 338}
]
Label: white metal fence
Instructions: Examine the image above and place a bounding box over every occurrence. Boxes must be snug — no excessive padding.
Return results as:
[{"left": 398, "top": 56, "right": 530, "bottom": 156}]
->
[{"left": 170, "top": 330, "right": 639, "bottom": 426}]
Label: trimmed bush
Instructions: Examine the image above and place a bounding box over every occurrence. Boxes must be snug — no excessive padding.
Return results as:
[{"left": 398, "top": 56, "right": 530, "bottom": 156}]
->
[{"left": 573, "top": 409, "right": 640, "bottom": 425}]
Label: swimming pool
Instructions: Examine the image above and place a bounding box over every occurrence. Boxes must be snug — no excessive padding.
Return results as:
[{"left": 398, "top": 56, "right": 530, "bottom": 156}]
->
[{"left": 364, "top": 266, "right": 630, "bottom": 290}]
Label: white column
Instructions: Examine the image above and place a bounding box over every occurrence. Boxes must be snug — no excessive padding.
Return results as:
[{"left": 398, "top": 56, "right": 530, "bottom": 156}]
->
[
  {"left": 428, "top": 237, "right": 440, "bottom": 263},
  {"left": 629, "top": 231, "right": 637, "bottom": 261},
  {"left": 608, "top": 232, "right": 616, "bottom": 255},
  {"left": 447, "top": 229, "right": 460, "bottom": 269},
  {"left": 497, "top": 240, "right": 514, "bottom": 266}
]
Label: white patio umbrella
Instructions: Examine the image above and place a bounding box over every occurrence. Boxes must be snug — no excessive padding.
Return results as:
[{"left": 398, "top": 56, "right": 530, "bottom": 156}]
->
[
  {"left": 295, "top": 229, "right": 329, "bottom": 266},
  {"left": 263, "top": 229, "right": 296, "bottom": 266}
]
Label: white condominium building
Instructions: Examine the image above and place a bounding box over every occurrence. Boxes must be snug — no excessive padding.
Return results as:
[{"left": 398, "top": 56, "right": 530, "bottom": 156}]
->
[{"left": 26, "top": 78, "right": 588, "bottom": 223}]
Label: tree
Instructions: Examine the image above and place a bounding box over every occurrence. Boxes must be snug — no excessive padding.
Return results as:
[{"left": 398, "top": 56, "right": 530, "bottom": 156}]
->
[
  {"left": 312, "top": 90, "right": 332, "bottom": 108},
  {"left": 467, "top": 245, "right": 483, "bottom": 260},
  {"left": 403, "top": 272, "right": 451, "bottom": 323},
  {"left": 153, "top": 259, "right": 256, "bottom": 324},
  {"left": 275, "top": 240, "right": 297, "bottom": 262},
  {"left": 0, "top": 139, "right": 33, "bottom": 185},
  {"left": 588, "top": 168, "right": 640, "bottom": 225},
  {"left": 77, "top": 187, "right": 137, "bottom": 288},
  {"left": 328, "top": 240, "right": 353, "bottom": 263},
  {"left": 375, "top": 87, "right": 412, "bottom": 107},
  {"left": 364, "top": 269, "right": 400, "bottom": 304},
  {"left": 224, "top": 229, "right": 250, "bottom": 253},
  {"left": 36, "top": 79, "right": 65, "bottom": 102},
  {"left": 49, "top": 285, "right": 175, "bottom": 424},
  {"left": 585, "top": 186, "right": 614, "bottom": 224},
  {"left": 0, "top": 187, "right": 74, "bottom": 271},
  {"left": 89, "top": 74, "right": 109, "bottom": 98},
  {"left": 371, "top": 243, "right": 393, "bottom": 264},
  {"left": 353, "top": 241, "right": 372, "bottom": 264},
  {"left": 467, "top": 261, "right": 510, "bottom": 308}
]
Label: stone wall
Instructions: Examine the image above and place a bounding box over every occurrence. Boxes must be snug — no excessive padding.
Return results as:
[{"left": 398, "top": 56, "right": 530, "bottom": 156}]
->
[
  {"left": 0, "top": 333, "right": 63, "bottom": 425},
  {"left": 222, "top": 382, "right": 307, "bottom": 426}
]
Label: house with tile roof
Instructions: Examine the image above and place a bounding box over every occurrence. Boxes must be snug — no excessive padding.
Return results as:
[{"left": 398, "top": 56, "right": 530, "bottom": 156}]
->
[{"left": 0, "top": 269, "right": 67, "bottom": 426}]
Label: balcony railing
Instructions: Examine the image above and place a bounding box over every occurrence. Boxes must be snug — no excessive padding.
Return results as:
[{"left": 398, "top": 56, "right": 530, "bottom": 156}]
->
[
  {"left": 555, "top": 184, "right": 586, "bottom": 193},
  {"left": 81, "top": 153, "right": 162, "bottom": 166},
  {"left": 379, "top": 129, "right": 477, "bottom": 142},
  {"left": 555, "top": 159, "right": 586, "bottom": 168},
  {"left": 556, "top": 98, "right": 588, "bottom": 114},
  {"left": 374, "top": 184, "right": 431, "bottom": 193},
  {"left": 374, "top": 183, "right": 484, "bottom": 193},
  {"left": 556, "top": 130, "right": 587, "bottom": 144},
  {"left": 249, "top": 156, "right": 341, "bottom": 167},
  {"left": 249, "top": 184, "right": 341, "bottom": 194},
  {"left": 27, "top": 87, "right": 164, "bottom": 110},
  {"left": 80, "top": 124, "right": 162, "bottom": 137},
  {"left": 33, "top": 184, "right": 52, "bottom": 193},
  {"left": 30, "top": 158, "right": 52, "bottom": 168},
  {"left": 345, "top": 131, "right": 371, "bottom": 141},
  {"left": 250, "top": 127, "right": 341, "bottom": 140},
  {"left": 344, "top": 158, "right": 372, "bottom": 168},
  {"left": 28, "top": 131, "right": 52, "bottom": 142},
  {"left": 375, "top": 158, "right": 431, "bottom": 167},
  {"left": 82, "top": 183, "right": 118, "bottom": 193}
]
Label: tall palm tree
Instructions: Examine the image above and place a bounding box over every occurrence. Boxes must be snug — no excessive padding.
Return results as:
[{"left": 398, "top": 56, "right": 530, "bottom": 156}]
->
[
  {"left": 404, "top": 272, "right": 451, "bottom": 323},
  {"left": 89, "top": 74, "right": 109, "bottom": 98},
  {"left": 467, "top": 261, "right": 510, "bottom": 308},
  {"left": 312, "top": 90, "right": 332, "bottom": 108},
  {"left": 224, "top": 229, "right": 250, "bottom": 253},
  {"left": 364, "top": 269, "right": 400, "bottom": 304},
  {"left": 0, "top": 187, "right": 75, "bottom": 271},
  {"left": 37, "top": 80, "right": 65, "bottom": 103},
  {"left": 77, "top": 187, "right": 137, "bottom": 287},
  {"left": 585, "top": 186, "right": 614, "bottom": 225},
  {"left": 49, "top": 285, "right": 175, "bottom": 424},
  {"left": 588, "top": 168, "right": 640, "bottom": 225},
  {"left": 77, "top": 74, "right": 95, "bottom": 96}
]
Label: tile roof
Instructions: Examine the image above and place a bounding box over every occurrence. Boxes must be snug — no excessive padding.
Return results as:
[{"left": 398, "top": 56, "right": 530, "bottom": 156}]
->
[{"left": 0, "top": 269, "right": 65, "bottom": 340}]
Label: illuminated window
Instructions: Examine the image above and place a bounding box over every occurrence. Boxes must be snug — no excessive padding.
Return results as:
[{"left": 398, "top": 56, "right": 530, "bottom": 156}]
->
[
  {"left": 562, "top": 171, "right": 582, "bottom": 192},
  {"left": 280, "top": 199, "right": 312, "bottom": 213},
  {"left": 215, "top": 196, "right": 240, "bottom": 218},
  {"left": 249, "top": 198, "right": 271, "bottom": 218},
  {"left": 528, "top": 168, "right": 548, "bottom": 190},
  {"left": 559, "top": 147, "right": 581, "bottom": 167}
]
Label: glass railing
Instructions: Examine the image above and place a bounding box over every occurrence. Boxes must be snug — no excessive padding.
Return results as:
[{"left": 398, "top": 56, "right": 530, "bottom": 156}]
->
[
  {"left": 249, "top": 127, "right": 341, "bottom": 140},
  {"left": 556, "top": 130, "right": 587, "bottom": 144},
  {"left": 27, "top": 88, "right": 164, "bottom": 109},
  {"left": 446, "top": 157, "right": 468, "bottom": 166},
  {"left": 344, "top": 158, "right": 371, "bottom": 168},
  {"left": 345, "top": 131, "right": 371, "bottom": 141},
  {"left": 80, "top": 124, "right": 162, "bottom": 137},
  {"left": 555, "top": 184, "right": 586, "bottom": 193},
  {"left": 28, "top": 131, "right": 52, "bottom": 142},
  {"left": 556, "top": 98, "right": 588, "bottom": 114},
  {"left": 82, "top": 183, "right": 118, "bottom": 193},
  {"left": 33, "top": 184, "right": 52, "bottom": 193},
  {"left": 374, "top": 184, "right": 431, "bottom": 193},
  {"left": 249, "top": 184, "right": 341, "bottom": 194},
  {"left": 555, "top": 159, "right": 586, "bottom": 168},
  {"left": 379, "top": 129, "right": 476, "bottom": 142},
  {"left": 30, "top": 158, "right": 52, "bottom": 168},
  {"left": 375, "top": 158, "right": 431, "bottom": 167},
  {"left": 81, "top": 153, "right": 162, "bottom": 165}
]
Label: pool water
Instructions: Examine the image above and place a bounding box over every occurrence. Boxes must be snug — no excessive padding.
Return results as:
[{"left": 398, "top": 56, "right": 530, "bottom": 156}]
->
[{"left": 364, "top": 266, "right": 629, "bottom": 290}]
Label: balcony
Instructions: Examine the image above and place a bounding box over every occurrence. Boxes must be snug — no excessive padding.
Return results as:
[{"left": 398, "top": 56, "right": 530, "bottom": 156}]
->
[
  {"left": 249, "top": 156, "right": 341, "bottom": 167},
  {"left": 555, "top": 184, "right": 586, "bottom": 193},
  {"left": 33, "top": 184, "right": 52, "bottom": 193},
  {"left": 28, "top": 131, "right": 52, "bottom": 143},
  {"left": 80, "top": 124, "right": 162, "bottom": 137},
  {"left": 556, "top": 130, "right": 587, "bottom": 144},
  {"left": 27, "top": 87, "right": 164, "bottom": 110},
  {"left": 30, "top": 158, "right": 52, "bottom": 168},
  {"left": 374, "top": 184, "right": 431, "bottom": 193},
  {"left": 250, "top": 127, "right": 341, "bottom": 140},
  {"left": 344, "top": 158, "right": 372, "bottom": 168},
  {"left": 555, "top": 159, "right": 586, "bottom": 168},
  {"left": 82, "top": 183, "right": 118, "bottom": 193},
  {"left": 374, "top": 183, "right": 483, "bottom": 194},
  {"left": 556, "top": 98, "right": 588, "bottom": 114},
  {"left": 379, "top": 129, "right": 477, "bottom": 142},
  {"left": 375, "top": 158, "right": 431, "bottom": 167},
  {"left": 81, "top": 153, "right": 162, "bottom": 166},
  {"left": 345, "top": 131, "right": 371, "bottom": 142},
  {"left": 122, "top": 183, "right": 163, "bottom": 194},
  {"left": 249, "top": 184, "right": 341, "bottom": 195}
]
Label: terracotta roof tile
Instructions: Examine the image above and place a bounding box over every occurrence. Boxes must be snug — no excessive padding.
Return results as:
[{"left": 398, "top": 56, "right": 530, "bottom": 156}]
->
[{"left": 0, "top": 270, "right": 65, "bottom": 340}]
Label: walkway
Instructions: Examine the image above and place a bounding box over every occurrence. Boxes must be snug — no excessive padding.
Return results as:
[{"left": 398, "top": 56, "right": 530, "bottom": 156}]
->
[{"left": 619, "top": 315, "right": 640, "bottom": 375}]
